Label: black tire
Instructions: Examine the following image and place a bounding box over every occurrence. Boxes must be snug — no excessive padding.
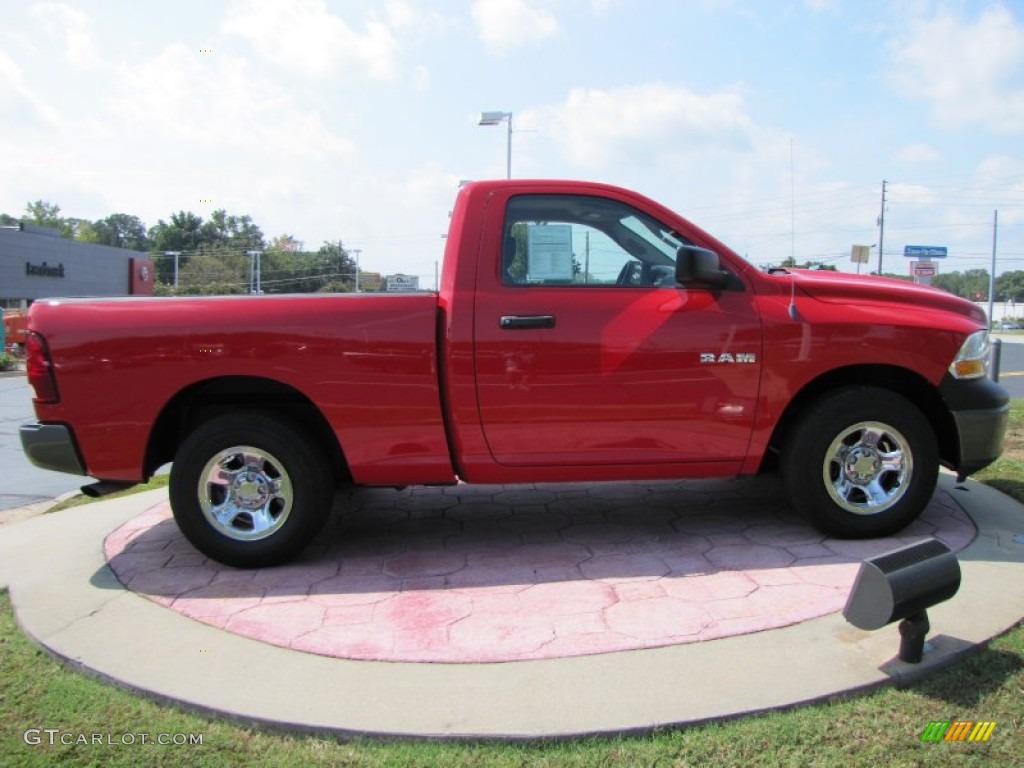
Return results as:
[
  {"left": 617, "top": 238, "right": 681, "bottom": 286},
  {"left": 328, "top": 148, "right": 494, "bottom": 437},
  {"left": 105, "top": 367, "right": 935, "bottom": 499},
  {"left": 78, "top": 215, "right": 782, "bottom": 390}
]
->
[
  {"left": 169, "top": 411, "right": 334, "bottom": 568},
  {"left": 781, "top": 386, "right": 939, "bottom": 539}
]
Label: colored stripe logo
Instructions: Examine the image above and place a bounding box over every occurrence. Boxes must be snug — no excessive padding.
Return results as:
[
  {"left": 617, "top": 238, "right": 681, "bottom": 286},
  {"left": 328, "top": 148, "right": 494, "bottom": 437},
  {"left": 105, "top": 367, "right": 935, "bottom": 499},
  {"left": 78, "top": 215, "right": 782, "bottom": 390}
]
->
[{"left": 920, "top": 721, "right": 996, "bottom": 742}]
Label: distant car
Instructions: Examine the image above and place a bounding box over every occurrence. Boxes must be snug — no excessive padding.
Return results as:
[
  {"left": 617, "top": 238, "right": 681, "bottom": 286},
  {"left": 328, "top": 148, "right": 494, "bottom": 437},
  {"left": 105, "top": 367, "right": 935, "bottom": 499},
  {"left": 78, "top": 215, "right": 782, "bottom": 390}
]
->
[{"left": 1000, "top": 323, "right": 1021, "bottom": 330}]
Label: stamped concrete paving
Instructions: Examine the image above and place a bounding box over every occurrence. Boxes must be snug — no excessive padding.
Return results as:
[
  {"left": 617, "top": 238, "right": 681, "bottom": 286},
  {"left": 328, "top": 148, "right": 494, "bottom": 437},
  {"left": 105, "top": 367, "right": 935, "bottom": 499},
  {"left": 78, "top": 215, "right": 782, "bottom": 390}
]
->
[{"left": 104, "top": 477, "right": 975, "bottom": 663}]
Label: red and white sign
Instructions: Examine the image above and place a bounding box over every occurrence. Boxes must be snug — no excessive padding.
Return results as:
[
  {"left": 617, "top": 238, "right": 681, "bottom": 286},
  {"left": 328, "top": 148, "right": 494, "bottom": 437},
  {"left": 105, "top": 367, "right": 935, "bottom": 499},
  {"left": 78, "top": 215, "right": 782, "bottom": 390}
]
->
[{"left": 911, "top": 260, "right": 936, "bottom": 277}]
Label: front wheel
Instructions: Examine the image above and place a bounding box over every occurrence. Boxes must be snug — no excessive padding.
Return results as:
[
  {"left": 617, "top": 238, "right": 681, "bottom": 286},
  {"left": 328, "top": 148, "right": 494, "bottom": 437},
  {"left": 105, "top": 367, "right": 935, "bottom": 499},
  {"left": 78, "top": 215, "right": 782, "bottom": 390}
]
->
[
  {"left": 782, "top": 387, "right": 939, "bottom": 539},
  {"left": 169, "top": 411, "right": 335, "bottom": 568}
]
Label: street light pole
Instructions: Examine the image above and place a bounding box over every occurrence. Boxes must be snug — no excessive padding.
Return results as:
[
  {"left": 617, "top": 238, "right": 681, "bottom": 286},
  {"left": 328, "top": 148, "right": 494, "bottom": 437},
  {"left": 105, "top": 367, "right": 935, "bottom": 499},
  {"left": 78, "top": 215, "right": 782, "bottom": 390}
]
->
[
  {"left": 246, "top": 250, "right": 262, "bottom": 294},
  {"left": 478, "top": 111, "right": 513, "bottom": 179},
  {"left": 877, "top": 179, "right": 887, "bottom": 276},
  {"left": 164, "top": 251, "right": 181, "bottom": 288},
  {"left": 989, "top": 210, "right": 999, "bottom": 329},
  {"left": 351, "top": 248, "right": 361, "bottom": 292},
  {"left": 505, "top": 113, "right": 512, "bottom": 179}
]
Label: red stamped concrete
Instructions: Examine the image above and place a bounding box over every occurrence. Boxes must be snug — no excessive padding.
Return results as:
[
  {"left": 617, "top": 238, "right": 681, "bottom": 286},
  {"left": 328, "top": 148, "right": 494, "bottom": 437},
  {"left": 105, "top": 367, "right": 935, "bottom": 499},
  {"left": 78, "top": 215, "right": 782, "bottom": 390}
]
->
[{"left": 104, "top": 478, "right": 975, "bottom": 662}]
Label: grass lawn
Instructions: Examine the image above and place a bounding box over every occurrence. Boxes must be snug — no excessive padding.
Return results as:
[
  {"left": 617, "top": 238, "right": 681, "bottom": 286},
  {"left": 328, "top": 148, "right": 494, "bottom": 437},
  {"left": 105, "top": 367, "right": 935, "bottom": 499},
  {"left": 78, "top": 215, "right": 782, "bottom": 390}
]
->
[
  {"left": 3, "top": 409, "right": 1024, "bottom": 766},
  {"left": 975, "top": 398, "right": 1024, "bottom": 502}
]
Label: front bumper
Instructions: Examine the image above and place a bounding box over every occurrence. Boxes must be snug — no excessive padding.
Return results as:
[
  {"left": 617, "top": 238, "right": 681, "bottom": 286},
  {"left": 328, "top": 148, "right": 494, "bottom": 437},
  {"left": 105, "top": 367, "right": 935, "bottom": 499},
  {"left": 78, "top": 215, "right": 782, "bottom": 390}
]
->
[
  {"left": 938, "top": 375, "right": 1010, "bottom": 478},
  {"left": 20, "top": 422, "right": 86, "bottom": 476}
]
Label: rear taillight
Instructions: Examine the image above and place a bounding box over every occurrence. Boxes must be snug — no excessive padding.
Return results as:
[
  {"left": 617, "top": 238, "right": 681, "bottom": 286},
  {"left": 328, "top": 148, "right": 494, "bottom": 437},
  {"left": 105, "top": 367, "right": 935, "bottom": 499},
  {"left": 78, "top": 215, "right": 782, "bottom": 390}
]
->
[{"left": 26, "top": 332, "right": 59, "bottom": 404}]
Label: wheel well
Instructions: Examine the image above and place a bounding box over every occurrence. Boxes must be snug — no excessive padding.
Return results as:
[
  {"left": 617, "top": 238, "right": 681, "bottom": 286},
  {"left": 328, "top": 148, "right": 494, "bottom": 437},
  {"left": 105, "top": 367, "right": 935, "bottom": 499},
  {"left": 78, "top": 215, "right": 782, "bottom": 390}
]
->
[
  {"left": 143, "top": 376, "right": 350, "bottom": 483},
  {"left": 765, "top": 365, "right": 958, "bottom": 471}
]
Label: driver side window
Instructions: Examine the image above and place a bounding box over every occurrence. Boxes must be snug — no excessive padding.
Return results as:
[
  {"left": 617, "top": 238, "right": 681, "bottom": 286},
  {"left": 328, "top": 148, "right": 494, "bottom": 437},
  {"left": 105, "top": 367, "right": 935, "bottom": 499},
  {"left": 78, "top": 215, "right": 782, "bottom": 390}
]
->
[{"left": 502, "top": 194, "right": 682, "bottom": 288}]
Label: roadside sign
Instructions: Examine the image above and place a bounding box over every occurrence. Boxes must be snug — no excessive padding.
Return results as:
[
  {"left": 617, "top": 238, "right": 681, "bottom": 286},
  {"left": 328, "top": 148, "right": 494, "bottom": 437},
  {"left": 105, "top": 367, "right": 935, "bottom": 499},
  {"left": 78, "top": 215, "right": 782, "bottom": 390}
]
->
[
  {"left": 360, "top": 271, "right": 382, "bottom": 291},
  {"left": 904, "top": 245, "right": 947, "bottom": 258},
  {"left": 912, "top": 261, "right": 936, "bottom": 277},
  {"left": 851, "top": 245, "right": 871, "bottom": 264},
  {"left": 386, "top": 273, "right": 420, "bottom": 292}
]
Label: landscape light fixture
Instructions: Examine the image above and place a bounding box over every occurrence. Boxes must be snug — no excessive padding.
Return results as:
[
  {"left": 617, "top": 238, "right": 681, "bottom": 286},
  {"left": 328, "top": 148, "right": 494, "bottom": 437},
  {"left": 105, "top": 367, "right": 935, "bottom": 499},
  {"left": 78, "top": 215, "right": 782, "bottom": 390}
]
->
[
  {"left": 478, "top": 110, "right": 513, "bottom": 179},
  {"left": 843, "top": 538, "right": 961, "bottom": 663}
]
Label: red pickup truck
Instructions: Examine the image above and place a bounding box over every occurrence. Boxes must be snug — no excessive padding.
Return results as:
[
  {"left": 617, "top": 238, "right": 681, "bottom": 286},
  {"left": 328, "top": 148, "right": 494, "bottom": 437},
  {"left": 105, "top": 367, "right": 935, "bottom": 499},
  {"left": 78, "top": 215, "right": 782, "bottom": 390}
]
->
[{"left": 20, "top": 180, "right": 1009, "bottom": 567}]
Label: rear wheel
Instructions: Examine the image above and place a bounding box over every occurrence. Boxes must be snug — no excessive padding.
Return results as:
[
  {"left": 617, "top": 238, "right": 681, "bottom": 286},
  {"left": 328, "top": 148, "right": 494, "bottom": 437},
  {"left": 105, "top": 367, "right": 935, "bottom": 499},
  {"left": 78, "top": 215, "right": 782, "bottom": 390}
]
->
[
  {"left": 782, "top": 387, "right": 938, "bottom": 538},
  {"left": 169, "top": 411, "right": 334, "bottom": 567}
]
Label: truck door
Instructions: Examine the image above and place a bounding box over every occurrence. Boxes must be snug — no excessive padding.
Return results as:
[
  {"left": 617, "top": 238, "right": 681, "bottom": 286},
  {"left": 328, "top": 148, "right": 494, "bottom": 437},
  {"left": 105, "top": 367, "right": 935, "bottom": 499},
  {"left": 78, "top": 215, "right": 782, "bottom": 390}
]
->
[{"left": 473, "top": 192, "right": 762, "bottom": 467}]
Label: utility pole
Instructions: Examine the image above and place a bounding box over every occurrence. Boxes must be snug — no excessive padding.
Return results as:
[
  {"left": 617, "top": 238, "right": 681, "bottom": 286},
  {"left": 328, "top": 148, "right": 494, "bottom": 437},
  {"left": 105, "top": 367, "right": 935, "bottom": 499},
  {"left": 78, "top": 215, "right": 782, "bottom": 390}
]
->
[
  {"left": 584, "top": 231, "right": 591, "bottom": 284},
  {"left": 877, "top": 180, "right": 887, "bottom": 276}
]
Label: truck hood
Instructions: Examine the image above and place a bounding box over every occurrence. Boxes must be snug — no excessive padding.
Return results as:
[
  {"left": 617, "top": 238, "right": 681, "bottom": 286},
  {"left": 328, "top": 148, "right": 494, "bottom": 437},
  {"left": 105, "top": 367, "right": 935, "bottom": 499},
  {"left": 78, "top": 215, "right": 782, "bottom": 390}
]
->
[{"left": 787, "top": 269, "right": 988, "bottom": 326}]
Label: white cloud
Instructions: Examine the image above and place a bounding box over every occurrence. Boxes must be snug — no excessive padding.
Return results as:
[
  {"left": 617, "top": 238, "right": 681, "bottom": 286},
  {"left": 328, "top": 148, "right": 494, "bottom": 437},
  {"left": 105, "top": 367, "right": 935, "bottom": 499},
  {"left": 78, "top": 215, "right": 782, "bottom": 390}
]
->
[
  {"left": 384, "top": 1, "right": 455, "bottom": 42},
  {"left": 889, "top": 5, "right": 1024, "bottom": 133},
  {"left": 522, "top": 83, "right": 758, "bottom": 169},
  {"left": 894, "top": 143, "right": 940, "bottom": 165},
  {"left": 223, "top": 0, "right": 400, "bottom": 79},
  {"left": 973, "top": 155, "right": 1024, "bottom": 226},
  {"left": 111, "top": 44, "right": 354, "bottom": 160},
  {"left": 413, "top": 64, "right": 431, "bottom": 91},
  {"left": 0, "top": 50, "right": 61, "bottom": 127},
  {"left": 30, "top": 2, "right": 102, "bottom": 69},
  {"left": 386, "top": 1, "right": 418, "bottom": 28},
  {"left": 471, "top": 0, "right": 559, "bottom": 53},
  {"left": 404, "top": 162, "right": 462, "bottom": 206}
]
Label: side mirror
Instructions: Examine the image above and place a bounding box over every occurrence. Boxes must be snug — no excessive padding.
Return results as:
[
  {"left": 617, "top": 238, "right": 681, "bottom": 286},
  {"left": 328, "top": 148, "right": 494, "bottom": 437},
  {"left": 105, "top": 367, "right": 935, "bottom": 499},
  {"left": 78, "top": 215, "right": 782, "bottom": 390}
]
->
[{"left": 676, "top": 245, "right": 730, "bottom": 288}]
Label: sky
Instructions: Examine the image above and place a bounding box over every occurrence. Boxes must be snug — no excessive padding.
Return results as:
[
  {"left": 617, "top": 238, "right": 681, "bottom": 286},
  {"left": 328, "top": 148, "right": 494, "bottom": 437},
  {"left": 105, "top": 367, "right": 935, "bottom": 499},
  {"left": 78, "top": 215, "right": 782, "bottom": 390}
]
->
[{"left": 2, "top": 0, "right": 1023, "bottom": 287}]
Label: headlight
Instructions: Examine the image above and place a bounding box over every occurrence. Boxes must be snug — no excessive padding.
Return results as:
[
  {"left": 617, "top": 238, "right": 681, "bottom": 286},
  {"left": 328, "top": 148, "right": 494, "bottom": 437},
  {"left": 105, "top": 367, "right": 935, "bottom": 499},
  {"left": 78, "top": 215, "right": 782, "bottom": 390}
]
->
[{"left": 949, "top": 330, "right": 990, "bottom": 380}]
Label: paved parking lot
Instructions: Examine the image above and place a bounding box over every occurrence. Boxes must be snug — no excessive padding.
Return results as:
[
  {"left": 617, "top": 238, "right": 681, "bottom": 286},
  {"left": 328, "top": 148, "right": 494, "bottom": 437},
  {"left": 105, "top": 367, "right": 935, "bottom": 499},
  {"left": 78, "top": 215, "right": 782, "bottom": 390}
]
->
[{"left": 0, "top": 372, "right": 83, "bottom": 512}]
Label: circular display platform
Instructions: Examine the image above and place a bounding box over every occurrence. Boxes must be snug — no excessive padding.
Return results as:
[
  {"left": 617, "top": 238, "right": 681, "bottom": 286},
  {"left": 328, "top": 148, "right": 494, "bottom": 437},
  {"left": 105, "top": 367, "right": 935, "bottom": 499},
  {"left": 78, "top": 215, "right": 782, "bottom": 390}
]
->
[{"left": 104, "top": 478, "right": 975, "bottom": 663}]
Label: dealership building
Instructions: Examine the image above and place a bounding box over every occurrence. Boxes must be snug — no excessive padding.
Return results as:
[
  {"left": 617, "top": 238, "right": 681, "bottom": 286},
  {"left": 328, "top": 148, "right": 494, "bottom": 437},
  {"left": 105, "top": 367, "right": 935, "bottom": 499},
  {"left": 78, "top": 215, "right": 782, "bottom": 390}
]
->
[{"left": 0, "top": 222, "right": 154, "bottom": 309}]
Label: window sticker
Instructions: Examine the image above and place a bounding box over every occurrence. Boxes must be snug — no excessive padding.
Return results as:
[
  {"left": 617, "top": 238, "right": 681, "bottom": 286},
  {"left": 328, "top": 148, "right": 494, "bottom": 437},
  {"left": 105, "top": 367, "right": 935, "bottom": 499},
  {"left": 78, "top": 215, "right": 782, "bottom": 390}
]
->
[{"left": 526, "top": 224, "right": 574, "bottom": 281}]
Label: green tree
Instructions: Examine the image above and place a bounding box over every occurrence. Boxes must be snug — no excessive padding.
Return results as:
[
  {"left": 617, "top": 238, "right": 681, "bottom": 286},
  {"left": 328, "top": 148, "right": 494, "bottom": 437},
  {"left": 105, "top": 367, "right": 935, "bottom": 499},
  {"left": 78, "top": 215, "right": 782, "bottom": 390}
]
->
[
  {"left": 259, "top": 237, "right": 340, "bottom": 293},
  {"left": 148, "top": 209, "right": 266, "bottom": 286},
  {"left": 176, "top": 250, "right": 248, "bottom": 295},
  {"left": 507, "top": 222, "right": 528, "bottom": 280},
  {"left": 149, "top": 211, "right": 205, "bottom": 252},
  {"left": 148, "top": 212, "right": 205, "bottom": 284},
  {"left": 260, "top": 249, "right": 307, "bottom": 293},
  {"left": 25, "top": 200, "right": 73, "bottom": 237},
  {"left": 996, "top": 271, "right": 1024, "bottom": 302},
  {"left": 71, "top": 219, "right": 102, "bottom": 243},
  {"left": 269, "top": 233, "right": 302, "bottom": 252},
  {"left": 92, "top": 213, "right": 150, "bottom": 251},
  {"left": 931, "top": 272, "right": 962, "bottom": 296},
  {"left": 931, "top": 269, "right": 990, "bottom": 300},
  {"left": 201, "top": 209, "right": 264, "bottom": 251},
  {"left": 779, "top": 258, "right": 837, "bottom": 271},
  {"left": 314, "top": 241, "right": 358, "bottom": 293}
]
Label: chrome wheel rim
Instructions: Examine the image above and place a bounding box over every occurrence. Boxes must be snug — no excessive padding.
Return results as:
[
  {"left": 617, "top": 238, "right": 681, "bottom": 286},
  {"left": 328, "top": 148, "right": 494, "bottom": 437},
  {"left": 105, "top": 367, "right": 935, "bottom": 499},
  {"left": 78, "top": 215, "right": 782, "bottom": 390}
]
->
[
  {"left": 823, "top": 421, "right": 912, "bottom": 515},
  {"left": 198, "top": 446, "right": 293, "bottom": 541}
]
